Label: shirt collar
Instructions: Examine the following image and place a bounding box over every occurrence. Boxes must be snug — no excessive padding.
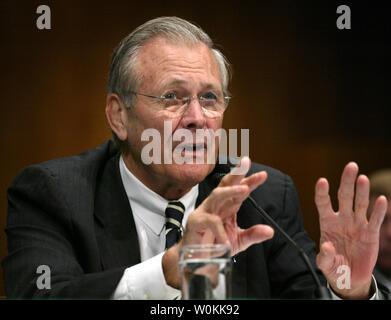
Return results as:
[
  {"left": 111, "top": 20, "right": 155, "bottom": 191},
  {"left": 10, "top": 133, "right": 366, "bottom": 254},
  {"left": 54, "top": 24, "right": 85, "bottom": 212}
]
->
[{"left": 119, "top": 155, "right": 198, "bottom": 235}]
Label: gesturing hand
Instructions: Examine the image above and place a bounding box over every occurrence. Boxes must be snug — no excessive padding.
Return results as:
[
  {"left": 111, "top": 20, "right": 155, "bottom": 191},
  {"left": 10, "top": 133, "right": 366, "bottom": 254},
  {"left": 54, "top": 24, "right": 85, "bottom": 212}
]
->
[
  {"left": 315, "top": 162, "right": 388, "bottom": 299},
  {"left": 182, "top": 156, "right": 274, "bottom": 255},
  {"left": 163, "top": 157, "right": 274, "bottom": 288}
]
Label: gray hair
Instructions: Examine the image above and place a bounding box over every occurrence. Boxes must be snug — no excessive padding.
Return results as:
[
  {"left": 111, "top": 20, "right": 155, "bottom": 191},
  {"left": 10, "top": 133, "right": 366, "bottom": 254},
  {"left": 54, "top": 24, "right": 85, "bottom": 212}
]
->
[
  {"left": 107, "top": 17, "right": 232, "bottom": 151},
  {"left": 107, "top": 16, "right": 231, "bottom": 107}
]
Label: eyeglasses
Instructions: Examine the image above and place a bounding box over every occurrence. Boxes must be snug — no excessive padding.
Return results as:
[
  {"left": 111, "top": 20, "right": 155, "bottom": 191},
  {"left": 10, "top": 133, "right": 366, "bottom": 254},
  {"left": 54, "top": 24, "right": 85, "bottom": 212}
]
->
[{"left": 128, "top": 91, "right": 232, "bottom": 118}]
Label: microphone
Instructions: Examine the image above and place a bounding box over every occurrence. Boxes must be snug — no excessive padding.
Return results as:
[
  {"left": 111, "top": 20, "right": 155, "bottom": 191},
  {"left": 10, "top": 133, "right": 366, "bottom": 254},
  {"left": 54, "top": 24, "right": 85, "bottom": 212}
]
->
[{"left": 211, "top": 168, "right": 331, "bottom": 299}]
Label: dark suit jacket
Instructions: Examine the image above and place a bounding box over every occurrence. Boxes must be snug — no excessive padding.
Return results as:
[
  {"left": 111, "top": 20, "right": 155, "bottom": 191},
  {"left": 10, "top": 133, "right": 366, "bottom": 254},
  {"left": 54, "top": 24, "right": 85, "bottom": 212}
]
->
[
  {"left": 2, "top": 140, "right": 389, "bottom": 299},
  {"left": 374, "top": 267, "right": 391, "bottom": 293}
]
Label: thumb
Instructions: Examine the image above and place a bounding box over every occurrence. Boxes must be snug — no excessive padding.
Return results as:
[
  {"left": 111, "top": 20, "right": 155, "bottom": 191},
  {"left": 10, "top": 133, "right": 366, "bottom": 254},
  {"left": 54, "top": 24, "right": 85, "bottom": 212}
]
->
[
  {"left": 316, "top": 241, "right": 336, "bottom": 274},
  {"left": 237, "top": 225, "right": 274, "bottom": 253}
]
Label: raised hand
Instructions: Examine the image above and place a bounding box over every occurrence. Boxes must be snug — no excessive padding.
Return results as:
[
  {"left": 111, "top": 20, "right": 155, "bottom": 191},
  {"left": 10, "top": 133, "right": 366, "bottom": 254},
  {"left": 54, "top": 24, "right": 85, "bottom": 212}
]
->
[
  {"left": 182, "top": 156, "right": 274, "bottom": 255},
  {"left": 315, "top": 162, "right": 388, "bottom": 299},
  {"left": 163, "top": 157, "right": 274, "bottom": 288}
]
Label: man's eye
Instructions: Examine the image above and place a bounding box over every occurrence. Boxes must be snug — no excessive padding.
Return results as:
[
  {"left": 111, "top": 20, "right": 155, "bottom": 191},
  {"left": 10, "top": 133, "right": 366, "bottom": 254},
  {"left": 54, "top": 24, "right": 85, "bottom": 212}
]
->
[
  {"left": 202, "top": 92, "right": 217, "bottom": 100},
  {"left": 163, "top": 92, "right": 177, "bottom": 99}
]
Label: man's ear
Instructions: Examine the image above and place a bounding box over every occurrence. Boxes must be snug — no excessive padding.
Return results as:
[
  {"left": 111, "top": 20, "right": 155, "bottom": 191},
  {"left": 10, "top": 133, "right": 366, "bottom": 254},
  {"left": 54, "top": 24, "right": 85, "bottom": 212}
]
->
[{"left": 105, "top": 94, "right": 128, "bottom": 141}]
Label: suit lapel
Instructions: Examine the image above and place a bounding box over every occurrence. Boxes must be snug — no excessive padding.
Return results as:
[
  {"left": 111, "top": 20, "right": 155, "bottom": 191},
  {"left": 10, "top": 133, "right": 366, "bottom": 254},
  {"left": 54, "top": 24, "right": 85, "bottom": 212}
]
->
[
  {"left": 196, "top": 177, "right": 213, "bottom": 207},
  {"left": 94, "top": 154, "right": 141, "bottom": 270}
]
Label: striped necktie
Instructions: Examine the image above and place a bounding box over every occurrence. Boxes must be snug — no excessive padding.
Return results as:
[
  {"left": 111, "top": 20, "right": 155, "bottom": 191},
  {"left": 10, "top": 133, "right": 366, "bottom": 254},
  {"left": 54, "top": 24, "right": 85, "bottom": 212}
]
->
[{"left": 165, "top": 201, "right": 185, "bottom": 249}]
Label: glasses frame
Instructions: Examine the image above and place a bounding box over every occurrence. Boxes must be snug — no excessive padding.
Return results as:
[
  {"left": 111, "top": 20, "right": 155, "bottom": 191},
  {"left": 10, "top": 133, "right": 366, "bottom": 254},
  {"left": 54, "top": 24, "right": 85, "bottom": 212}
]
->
[{"left": 127, "top": 91, "right": 232, "bottom": 111}]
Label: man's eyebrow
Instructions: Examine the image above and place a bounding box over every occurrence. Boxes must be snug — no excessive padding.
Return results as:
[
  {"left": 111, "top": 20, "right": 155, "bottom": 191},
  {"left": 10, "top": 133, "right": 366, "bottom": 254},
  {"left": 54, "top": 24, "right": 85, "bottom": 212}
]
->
[
  {"left": 203, "top": 83, "right": 221, "bottom": 92},
  {"left": 160, "top": 78, "right": 222, "bottom": 92}
]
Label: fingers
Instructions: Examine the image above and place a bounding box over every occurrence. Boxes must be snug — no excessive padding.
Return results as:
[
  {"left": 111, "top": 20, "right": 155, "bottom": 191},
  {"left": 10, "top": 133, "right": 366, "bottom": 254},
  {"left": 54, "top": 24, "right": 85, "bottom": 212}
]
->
[
  {"left": 185, "top": 212, "right": 229, "bottom": 245},
  {"left": 220, "top": 157, "right": 251, "bottom": 186},
  {"left": 315, "top": 177, "right": 334, "bottom": 217},
  {"left": 237, "top": 225, "right": 274, "bottom": 252},
  {"left": 354, "top": 174, "right": 370, "bottom": 223},
  {"left": 229, "top": 156, "right": 251, "bottom": 177},
  {"left": 316, "top": 163, "right": 373, "bottom": 223},
  {"left": 203, "top": 184, "right": 249, "bottom": 213},
  {"left": 240, "top": 171, "right": 268, "bottom": 193},
  {"left": 207, "top": 156, "right": 267, "bottom": 216},
  {"left": 368, "top": 195, "right": 388, "bottom": 233},
  {"left": 220, "top": 156, "right": 267, "bottom": 193},
  {"left": 337, "top": 162, "right": 359, "bottom": 216}
]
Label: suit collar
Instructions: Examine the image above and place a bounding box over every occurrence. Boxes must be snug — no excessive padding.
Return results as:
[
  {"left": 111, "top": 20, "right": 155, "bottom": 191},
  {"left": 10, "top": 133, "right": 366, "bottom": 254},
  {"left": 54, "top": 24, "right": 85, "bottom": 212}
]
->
[
  {"left": 94, "top": 152, "right": 141, "bottom": 269},
  {"left": 119, "top": 155, "right": 199, "bottom": 236}
]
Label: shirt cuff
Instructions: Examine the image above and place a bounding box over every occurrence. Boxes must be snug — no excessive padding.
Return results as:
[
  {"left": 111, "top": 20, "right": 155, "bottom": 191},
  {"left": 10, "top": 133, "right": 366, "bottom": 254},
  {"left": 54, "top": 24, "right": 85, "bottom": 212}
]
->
[
  {"left": 111, "top": 252, "right": 181, "bottom": 300},
  {"left": 328, "top": 274, "right": 379, "bottom": 300}
]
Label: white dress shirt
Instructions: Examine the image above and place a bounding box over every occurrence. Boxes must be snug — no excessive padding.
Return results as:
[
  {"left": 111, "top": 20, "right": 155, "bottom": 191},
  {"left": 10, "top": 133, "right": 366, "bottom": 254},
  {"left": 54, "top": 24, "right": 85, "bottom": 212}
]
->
[{"left": 112, "top": 156, "right": 198, "bottom": 299}]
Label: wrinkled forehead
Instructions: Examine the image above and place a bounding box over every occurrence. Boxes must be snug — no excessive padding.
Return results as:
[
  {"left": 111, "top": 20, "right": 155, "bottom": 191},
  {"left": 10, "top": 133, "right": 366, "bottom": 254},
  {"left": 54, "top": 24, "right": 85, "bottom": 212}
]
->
[{"left": 135, "top": 37, "right": 221, "bottom": 90}]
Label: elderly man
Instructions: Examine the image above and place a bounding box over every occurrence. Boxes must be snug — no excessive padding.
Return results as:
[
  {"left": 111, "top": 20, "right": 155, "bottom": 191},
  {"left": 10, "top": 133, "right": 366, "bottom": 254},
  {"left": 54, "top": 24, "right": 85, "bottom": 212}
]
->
[{"left": 2, "top": 17, "right": 389, "bottom": 299}]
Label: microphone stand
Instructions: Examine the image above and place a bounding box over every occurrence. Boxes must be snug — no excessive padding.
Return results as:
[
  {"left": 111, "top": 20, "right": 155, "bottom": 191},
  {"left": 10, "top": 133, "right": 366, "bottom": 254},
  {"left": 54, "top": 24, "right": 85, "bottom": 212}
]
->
[{"left": 246, "top": 196, "right": 331, "bottom": 299}]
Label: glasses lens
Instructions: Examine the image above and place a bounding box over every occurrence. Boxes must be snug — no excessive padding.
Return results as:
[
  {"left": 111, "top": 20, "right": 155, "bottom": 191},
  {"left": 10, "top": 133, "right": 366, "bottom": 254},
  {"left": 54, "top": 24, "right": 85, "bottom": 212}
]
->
[
  {"left": 200, "top": 99, "right": 216, "bottom": 109},
  {"left": 160, "top": 95, "right": 228, "bottom": 118}
]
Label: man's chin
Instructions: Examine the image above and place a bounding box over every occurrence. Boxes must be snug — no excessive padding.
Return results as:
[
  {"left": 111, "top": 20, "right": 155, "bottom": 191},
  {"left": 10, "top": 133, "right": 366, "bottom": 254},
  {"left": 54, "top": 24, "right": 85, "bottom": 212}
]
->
[{"left": 170, "top": 162, "right": 215, "bottom": 185}]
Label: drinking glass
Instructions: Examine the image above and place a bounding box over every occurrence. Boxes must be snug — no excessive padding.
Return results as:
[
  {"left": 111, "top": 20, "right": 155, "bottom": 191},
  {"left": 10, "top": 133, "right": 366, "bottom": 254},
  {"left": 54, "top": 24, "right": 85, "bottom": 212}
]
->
[{"left": 178, "top": 244, "right": 232, "bottom": 300}]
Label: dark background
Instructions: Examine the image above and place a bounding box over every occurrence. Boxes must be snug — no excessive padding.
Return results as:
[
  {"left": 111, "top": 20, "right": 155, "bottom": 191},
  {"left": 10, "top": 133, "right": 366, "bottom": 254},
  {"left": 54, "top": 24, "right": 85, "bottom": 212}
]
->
[{"left": 0, "top": 0, "right": 390, "bottom": 297}]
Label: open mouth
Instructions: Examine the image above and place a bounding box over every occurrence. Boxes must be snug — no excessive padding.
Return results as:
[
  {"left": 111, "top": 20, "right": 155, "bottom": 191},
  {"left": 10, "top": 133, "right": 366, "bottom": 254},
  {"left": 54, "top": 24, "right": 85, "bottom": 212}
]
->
[
  {"left": 179, "top": 143, "right": 207, "bottom": 158},
  {"left": 168, "top": 140, "right": 216, "bottom": 164},
  {"left": 182, "top": 143, "right": 205, "bottom": 152}
]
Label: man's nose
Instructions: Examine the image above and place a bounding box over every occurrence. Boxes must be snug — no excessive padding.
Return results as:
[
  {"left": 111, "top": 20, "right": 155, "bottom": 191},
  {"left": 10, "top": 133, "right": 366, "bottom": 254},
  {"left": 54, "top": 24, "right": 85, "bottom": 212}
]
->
[{"left": 180, "top": 98, "right": 206, "bottom": 130}]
